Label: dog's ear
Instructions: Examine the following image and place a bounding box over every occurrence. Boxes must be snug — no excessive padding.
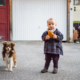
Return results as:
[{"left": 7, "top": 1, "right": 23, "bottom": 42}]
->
[
  {"left": 3, "top": 41, "right": 7, "bottom": 46},
  {"left": 11, "top": 43, "right": 15, "bottom": 47}
]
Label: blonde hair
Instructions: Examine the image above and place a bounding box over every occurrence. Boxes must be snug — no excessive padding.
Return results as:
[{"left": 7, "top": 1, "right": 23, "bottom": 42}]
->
[{"left": 47, "top": 18, "right": 57, "bottom": 26}]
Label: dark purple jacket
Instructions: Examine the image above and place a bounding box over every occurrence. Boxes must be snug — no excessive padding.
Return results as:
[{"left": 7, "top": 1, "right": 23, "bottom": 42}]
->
[{"left": 42, "top": 28, "right": 63, "bottom": 55}]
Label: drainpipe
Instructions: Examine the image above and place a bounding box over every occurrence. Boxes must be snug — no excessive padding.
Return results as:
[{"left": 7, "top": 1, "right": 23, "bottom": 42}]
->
[
  {"left": 69, "top": 0, "right": 73, "bottom": 42},
  {"left": 67, "top": 0, "right": 73, "bottom": 42}
]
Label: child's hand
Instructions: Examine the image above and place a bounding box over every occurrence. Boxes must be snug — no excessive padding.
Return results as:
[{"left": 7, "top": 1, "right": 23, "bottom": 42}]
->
[
  {"left": 45, "top": 35, "right": 50, "bottom": 40},
  {"left": 53, "top": 34, "right": 58, "bottom": 39}
]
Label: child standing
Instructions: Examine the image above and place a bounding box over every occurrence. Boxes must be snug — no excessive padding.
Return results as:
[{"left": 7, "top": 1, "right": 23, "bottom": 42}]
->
[{"left": 41, "top": 18, "right": 63, "bottom": 74}]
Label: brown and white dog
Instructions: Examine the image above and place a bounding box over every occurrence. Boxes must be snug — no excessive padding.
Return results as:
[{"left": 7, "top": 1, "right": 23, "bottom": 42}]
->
[{"left": 2, "top": 42, "right": 17, "bottom": 71}]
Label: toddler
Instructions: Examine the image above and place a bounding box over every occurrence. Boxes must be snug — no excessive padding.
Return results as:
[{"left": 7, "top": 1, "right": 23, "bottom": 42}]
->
[{"left": 41, "top": 18, "right": 63, "bottom": 74}]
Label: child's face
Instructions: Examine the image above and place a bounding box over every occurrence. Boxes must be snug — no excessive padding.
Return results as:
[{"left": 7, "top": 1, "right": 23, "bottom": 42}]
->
[{"left": 47, "top": 20, "right": 56, "bottom": 30}]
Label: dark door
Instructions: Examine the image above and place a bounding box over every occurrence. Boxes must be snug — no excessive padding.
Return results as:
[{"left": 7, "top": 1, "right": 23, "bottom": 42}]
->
[{"left": 0, "top": 0, "right": 10, "bottom": 41}]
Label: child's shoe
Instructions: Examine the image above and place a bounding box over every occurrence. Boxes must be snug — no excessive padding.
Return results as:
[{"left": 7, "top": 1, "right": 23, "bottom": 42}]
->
[
  {"left": 52, "top": 68, "right": 58, "bottom": 74},
  {"left": 41, "top": 68, "right": 48, "bottom": 73}
]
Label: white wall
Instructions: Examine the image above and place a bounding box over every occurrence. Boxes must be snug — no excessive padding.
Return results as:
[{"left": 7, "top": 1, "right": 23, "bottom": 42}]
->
[
  {"left": 73, "top": 5, "right": 80, "bottom": 21},
  {"left": 12, "top": 0, "right": 67, "bottom": 41}
]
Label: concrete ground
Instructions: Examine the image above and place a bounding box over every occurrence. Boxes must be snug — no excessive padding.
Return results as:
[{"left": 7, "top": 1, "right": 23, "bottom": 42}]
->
[{"left": 0, "top": 41, "right": 80, "bottom": 80}]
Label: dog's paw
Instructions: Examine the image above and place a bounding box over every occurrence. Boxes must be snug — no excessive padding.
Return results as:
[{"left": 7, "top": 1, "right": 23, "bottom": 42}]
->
[
  {"left": 13, "top": 65, "right": 17, "bottom": 68},
  {"left": 5, "top": 68, "right": 8, "bottom": 71},
  {"left": 9, "top": 69, "right": 13, "bottom": 72}
]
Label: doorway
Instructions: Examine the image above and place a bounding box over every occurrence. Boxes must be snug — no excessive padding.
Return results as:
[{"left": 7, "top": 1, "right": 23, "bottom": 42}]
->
[{"left": 0, "top": 0, "right": 10, "bottom": 41}]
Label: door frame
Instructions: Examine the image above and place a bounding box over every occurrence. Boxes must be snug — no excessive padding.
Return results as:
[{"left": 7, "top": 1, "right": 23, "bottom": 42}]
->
[
  {"left": 7, "top": 0, "right": 10, "bottom": 41},
  {"left": 9, "top": 0, "right": 12, "bottom": 40}
]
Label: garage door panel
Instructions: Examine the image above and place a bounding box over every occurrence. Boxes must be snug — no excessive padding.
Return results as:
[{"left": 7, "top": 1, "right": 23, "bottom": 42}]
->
[{"left": 12, "top": 0, "right": 67, "bottom": 41}]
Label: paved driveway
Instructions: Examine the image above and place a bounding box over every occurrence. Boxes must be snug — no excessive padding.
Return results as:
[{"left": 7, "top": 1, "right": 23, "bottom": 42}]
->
[{"left": 0, "top": 41, "right": 80, "bottom": 80}]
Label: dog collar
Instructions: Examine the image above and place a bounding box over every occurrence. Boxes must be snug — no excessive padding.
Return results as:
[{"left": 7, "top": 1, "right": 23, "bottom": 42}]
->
[{"left": 3, "top": 51, "right": 6, "bottom": 53}]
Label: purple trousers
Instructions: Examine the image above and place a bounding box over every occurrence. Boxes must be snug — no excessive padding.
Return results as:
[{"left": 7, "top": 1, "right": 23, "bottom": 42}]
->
[{"left": 44, "top": 53, "right": 59, "bottom": 69}]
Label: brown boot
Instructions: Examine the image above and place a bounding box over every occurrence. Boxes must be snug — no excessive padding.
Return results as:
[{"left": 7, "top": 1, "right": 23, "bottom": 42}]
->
[
  {"left": 41, "top": 68, "right": 48, "bottom": 73},
  {"left": 52, "top": 68, "right": 58, "bottom": 74}
]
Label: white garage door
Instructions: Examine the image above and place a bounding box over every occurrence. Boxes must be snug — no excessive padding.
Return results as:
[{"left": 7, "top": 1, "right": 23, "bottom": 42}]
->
[{"left": 12, "top": 0, "right": 67, "bottom": 41}]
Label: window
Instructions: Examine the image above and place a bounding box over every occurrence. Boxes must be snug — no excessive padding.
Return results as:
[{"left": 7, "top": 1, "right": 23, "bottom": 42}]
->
[
  {"left": 0, "top": 0, "right": 5, "bottom": 6},
  {"left": 74, "top": 0, "right": 80, "bottom": 5}
]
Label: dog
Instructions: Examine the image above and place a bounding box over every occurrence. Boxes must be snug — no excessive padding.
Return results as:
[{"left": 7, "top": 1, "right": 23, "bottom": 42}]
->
[{"left": 2, "top": 41, "right": 17, "bottom": 71}]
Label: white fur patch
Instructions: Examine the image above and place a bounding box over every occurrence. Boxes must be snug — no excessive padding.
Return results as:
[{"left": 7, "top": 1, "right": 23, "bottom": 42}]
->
[
  {"left": 5, "top": 52, "right": 13, "bottom": 71},
  {"left": 12, "top": 50, "right": 14, "bottom": 53}
]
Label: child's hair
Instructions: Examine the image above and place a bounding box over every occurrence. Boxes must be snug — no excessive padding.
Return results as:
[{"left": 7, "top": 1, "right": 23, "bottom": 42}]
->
[{"left": 47, "top": 18, "right": 57, "bottom": 26}]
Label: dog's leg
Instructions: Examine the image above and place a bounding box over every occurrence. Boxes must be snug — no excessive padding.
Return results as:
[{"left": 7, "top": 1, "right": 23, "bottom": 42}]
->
[
  {"left": 5, "top": 61, "right": 9, "bottom": 71},
  {"left": 3, "top": 58, "right": 5, "bottom": 61},
  {"left": 9, "top": 58, "right": 13, "bottom": 71},
  {"left": 13, "top": 60, "right": 17, "bottom": 68}
]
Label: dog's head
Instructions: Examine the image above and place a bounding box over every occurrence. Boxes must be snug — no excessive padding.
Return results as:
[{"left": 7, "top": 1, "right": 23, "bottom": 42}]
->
[{"left": 3, "top": 42, "right": 15, "bottom": 52}]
